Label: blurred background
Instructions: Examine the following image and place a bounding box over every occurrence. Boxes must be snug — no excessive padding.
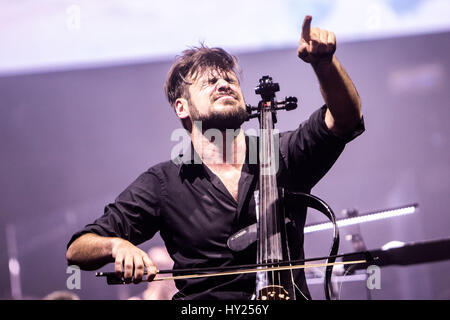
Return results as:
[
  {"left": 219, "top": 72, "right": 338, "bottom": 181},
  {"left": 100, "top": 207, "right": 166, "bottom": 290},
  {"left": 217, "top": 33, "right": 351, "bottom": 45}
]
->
[{"left": 0, "top": 0, "right": 449, "bottom": 300}]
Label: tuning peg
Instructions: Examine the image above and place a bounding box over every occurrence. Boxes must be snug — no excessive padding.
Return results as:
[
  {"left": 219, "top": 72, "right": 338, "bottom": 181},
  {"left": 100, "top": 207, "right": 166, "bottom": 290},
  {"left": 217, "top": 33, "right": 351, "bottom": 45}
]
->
[
  {"left": 245, "top": 112, "right": 260, "bottom": 122},
  {"left": 246, "top": 104, "right": 259, "bottom": 112},
  {"left": 285, "top": 104, "right": 296, "bottom": 111},
  {"left": 276, "top": 96, "right": 298, "bottom": 111},
  {"left": 285, "top": 96, "right": 297, "bottom": 104}
]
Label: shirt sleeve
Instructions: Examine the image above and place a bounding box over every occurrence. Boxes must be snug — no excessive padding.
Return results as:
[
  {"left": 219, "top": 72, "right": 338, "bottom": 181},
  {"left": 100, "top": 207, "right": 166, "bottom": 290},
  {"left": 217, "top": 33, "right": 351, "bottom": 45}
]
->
[
  {"left": 279, "top": 105, "right": 365, "bottom": 190},
  {"left": 67, "top": 169, "right": 162, "bottom": 248}
]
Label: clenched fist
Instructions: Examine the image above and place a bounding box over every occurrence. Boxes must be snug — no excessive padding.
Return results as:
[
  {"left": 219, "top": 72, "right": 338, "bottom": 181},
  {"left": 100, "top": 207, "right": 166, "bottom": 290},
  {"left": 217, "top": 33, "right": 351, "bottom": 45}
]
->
[
  {"left": 297, "top": 15, "right": 336, "bottom": 65},
  {"left": 111, "top": 238, "right": 157, "bottom": 283}
]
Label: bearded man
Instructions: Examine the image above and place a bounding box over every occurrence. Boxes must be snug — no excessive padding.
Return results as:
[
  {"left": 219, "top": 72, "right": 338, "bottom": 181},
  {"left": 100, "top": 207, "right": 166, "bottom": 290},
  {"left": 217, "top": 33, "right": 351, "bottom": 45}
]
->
[{"left": 66, "top": 16, "right": 364, "bottom": 300}]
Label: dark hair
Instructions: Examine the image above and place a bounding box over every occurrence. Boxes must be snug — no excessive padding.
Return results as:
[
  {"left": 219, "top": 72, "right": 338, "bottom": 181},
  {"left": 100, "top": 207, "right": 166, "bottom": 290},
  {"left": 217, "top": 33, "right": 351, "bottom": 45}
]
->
[{"left": 164, "top": 44, "right": 241, "bottom": 107}]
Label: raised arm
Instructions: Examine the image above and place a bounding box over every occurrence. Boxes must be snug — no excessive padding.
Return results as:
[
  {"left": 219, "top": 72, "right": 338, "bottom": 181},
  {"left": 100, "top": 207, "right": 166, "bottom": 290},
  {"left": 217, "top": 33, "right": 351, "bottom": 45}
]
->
[{"left": 297, "top": 15, "right": 362, "bottom": 137}]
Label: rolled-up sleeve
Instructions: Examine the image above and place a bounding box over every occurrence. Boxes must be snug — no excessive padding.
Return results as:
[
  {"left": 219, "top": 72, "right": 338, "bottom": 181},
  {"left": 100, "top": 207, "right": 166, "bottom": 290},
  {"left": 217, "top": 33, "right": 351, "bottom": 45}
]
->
[
  {"left": 279, "top": 105, "right": 365, "bottom": 190},
  {"left": 67, "top": 169, "right": 162, "bottom": 248}
]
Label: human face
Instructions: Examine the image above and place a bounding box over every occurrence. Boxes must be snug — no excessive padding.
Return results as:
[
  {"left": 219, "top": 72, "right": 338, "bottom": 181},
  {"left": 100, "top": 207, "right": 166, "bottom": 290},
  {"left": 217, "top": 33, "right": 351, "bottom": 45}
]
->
[{"left": 187, "top": 69, "right": 248, "bottom": 131}]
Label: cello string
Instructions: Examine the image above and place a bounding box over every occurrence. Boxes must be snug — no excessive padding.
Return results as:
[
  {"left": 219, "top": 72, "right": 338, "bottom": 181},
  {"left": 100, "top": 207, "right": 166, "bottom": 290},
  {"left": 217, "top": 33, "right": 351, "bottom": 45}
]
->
[
  {"left": 269, "top": 107, "right": 277, "bottom": 291},
  {"left": 271, "top": 101, "right": 282, "bottom": 294},
  {"left": 269, "top": 109, "right": 281, "bottom": 293},
  {"left": 262, "top": 105, "right": 275, "bottom": 291},
  {"left": 263, "top": 107, "right": 273, "bottom": 289},
  {"left": 260, "top": 107, "right": 268, "bottom": 290}
]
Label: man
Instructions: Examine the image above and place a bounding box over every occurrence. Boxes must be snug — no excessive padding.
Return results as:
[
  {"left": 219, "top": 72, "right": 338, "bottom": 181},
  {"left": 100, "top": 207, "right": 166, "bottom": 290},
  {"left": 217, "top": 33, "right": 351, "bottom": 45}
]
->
[{"left": 66, "top": 16, "right": 364, "bottom": 300}]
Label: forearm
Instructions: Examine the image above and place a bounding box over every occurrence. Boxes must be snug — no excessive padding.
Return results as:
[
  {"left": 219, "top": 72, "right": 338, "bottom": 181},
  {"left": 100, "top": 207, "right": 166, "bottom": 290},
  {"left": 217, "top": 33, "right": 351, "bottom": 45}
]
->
[
  {"left": 312, "top": 56, "right": 362, "bottom": 135},
  {"left": 67, "top": 233, "right": 157, "bottom": 282},
  {"left": 66, "top": 233, "right": 121, "bottom": 270}
]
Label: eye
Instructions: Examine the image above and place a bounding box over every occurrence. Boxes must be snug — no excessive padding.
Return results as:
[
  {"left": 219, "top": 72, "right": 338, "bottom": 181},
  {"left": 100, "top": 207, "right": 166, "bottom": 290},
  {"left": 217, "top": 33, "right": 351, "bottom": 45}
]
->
[
  {"left": 208, "top": 77, "right": 218, "bottom": 85},
  {"left": 225, "top": 76, "right": 237, "bottom": 84}
]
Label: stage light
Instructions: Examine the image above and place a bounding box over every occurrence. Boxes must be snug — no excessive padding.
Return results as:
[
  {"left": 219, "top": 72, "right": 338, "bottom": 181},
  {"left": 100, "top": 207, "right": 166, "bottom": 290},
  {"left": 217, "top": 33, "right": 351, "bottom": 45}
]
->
[
  {"left": 304, "top": 204, "right": 418, "bottom": 234},
  {"left": 8, "top": 258, "right": 20, "bottom": 276}
]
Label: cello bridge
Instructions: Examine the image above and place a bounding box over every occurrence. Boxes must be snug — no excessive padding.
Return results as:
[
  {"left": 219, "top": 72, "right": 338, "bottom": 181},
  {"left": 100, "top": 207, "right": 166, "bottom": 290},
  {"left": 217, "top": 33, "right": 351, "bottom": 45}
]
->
[{"left": 258, "top": 285, "right": 290, "bottom": 300}]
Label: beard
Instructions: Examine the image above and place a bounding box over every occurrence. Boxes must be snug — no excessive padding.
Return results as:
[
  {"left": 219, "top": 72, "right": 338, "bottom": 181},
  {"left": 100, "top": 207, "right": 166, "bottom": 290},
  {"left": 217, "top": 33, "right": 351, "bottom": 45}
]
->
[{"left": 189, "top": 99, "right": 248, "bottom": 131}]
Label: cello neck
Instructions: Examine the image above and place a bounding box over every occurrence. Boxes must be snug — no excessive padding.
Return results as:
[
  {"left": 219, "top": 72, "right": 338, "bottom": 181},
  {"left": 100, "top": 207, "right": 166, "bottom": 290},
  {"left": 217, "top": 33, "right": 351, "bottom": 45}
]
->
[{"left": 258, "top": 101, "right": 282, "bottom": 264}]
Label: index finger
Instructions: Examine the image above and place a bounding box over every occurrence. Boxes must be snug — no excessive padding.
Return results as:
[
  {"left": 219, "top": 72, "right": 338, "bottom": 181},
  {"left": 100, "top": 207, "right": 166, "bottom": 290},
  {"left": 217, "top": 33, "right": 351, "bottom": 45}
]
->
[{"left": 302, "top": 15, "right": 312, "bottom": 41}]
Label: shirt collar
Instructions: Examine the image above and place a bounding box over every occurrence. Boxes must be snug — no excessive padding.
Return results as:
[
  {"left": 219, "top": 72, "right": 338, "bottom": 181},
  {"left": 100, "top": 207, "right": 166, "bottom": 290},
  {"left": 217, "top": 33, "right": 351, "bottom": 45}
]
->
[
  {"left": 176, "top": 135, "right": 259, "bottom": 178},
  {"left": 174, "top": 143, "right": 204, "bottom": 178}
]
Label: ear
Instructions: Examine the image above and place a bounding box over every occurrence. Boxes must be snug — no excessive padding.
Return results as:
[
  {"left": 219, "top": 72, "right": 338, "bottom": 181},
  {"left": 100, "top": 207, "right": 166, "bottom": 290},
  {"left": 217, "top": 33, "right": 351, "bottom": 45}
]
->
[{"left": 174, "top": 98, "right": 190, "bottom": 120}]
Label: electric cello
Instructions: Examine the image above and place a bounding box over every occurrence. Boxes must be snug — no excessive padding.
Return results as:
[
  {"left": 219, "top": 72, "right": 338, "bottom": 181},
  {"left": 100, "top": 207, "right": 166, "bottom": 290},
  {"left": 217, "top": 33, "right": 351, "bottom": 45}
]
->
[{"left": 244, "top": 75, "right": 340, "bottom": 300}]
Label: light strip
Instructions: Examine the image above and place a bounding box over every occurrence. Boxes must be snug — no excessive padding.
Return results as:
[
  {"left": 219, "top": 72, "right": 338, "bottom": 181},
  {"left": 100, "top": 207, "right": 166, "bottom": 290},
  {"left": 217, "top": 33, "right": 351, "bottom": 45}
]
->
[{"left": 304, "top": 205, "right": 417, "bottom": 234}]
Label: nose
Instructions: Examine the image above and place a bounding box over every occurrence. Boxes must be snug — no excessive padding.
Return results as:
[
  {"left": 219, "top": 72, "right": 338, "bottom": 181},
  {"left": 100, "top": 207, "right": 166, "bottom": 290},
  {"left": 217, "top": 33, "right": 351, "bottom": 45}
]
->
[{"left": 217, "top": 78, "right": 232, "bottom": 92}]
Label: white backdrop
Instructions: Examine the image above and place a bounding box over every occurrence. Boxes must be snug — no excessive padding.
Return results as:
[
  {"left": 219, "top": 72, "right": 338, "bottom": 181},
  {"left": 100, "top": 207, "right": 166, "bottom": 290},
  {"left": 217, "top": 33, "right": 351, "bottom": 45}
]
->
[{"left": 1, "top": 0, "right": 449, "bottom": 75}]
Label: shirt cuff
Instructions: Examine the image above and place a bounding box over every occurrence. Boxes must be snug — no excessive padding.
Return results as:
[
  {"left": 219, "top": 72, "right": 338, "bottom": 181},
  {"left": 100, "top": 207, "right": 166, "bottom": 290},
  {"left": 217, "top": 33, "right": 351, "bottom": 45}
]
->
[{"left": 317, "top": 104, "right": 365, "bottom": 144}]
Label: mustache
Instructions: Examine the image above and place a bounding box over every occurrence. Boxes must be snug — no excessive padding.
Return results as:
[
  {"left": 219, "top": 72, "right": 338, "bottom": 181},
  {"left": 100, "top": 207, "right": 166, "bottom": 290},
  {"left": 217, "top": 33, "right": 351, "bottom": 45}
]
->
[{"left": 212, "top": 91, "right": 238, "bottom": 101}]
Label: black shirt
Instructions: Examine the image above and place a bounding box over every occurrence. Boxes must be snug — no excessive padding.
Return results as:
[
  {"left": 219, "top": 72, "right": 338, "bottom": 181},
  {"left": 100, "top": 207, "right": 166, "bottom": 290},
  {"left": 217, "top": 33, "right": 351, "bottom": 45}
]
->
[{"left": 68, "top": 105, "right": 364, "bottom": 300}]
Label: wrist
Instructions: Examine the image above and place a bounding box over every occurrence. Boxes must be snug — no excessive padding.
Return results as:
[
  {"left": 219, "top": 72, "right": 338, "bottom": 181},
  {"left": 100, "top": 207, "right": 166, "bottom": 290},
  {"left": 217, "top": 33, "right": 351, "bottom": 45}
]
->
[
  {"left": 110, "top": 237, "right": 127, "bottom": 257},
  {"left": 313, "top": 54, "right": 337, "bottom": 68}
]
